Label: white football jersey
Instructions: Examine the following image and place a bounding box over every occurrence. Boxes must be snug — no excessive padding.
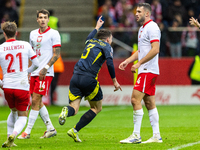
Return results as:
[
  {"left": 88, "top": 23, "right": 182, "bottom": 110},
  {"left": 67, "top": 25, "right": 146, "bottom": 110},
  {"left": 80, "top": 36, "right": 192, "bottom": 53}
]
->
[
  {"left": 0, "top": 39, "right": 37, "bottom": 91},
  {"left": 29, "top": 27, "right": 61, "bottom": 76},
  {"left": 138, "top": 20, "right": 160, "bottom": 75}
]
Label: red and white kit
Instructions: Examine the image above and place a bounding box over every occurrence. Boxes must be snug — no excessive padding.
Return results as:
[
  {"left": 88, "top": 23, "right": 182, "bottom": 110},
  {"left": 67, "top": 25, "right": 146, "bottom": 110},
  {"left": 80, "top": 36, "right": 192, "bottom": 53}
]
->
[
  {"left": 135, "top": 20, "right": 161, "bottom": 95},
  {"left": 29, "top": 27, "right": 61, "bottom": 77},
  {"left": 0, "top": 39, "right": 37, "bottom": 110},
  {"left": 138, "top": 19, "right": 160, "bottom": 75},
  {"left": 0, "top": 39, "right": 37, "bottom": 91}
]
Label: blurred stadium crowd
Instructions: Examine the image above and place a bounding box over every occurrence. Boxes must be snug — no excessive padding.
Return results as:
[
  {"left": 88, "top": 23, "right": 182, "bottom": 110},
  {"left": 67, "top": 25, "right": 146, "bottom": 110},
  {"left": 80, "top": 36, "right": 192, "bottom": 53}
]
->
[
  {"left": 0, "top": 0, "right": 20, "bottom": 26},
  {"left": 1, "top": 0, "right": 200, "bottom": 58},
  {"left": 97, "top": 0, "right": 200, "bottom": 58}
]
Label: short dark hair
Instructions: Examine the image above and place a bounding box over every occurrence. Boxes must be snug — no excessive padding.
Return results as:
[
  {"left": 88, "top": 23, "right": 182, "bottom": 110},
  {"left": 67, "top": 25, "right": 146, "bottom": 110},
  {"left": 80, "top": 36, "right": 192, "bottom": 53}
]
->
[
  {"left": 1, "top": 21, "right": 17, "bottom": 38},
  {"left": 137, "top": 3, "right": 152, "bottom": 14},
  {"left": 97, "top": 29, "right": 112, "bottom": 40},
  {"left": 37, "top": 9, "right": 50, "bottom": 18}
]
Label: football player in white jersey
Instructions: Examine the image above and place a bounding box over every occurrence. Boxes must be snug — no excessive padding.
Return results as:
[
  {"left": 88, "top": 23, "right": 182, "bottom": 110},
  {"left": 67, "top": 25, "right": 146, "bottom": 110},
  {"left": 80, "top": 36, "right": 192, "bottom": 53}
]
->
[
  {"left": 18, "top": 9, "right": 61, "bottom": 139},
  {"left": 119, "top": 3, "right": 162, "bottom": 144},
  {"left": 1, "top": 21, "right": 39, "bottom": 148}
]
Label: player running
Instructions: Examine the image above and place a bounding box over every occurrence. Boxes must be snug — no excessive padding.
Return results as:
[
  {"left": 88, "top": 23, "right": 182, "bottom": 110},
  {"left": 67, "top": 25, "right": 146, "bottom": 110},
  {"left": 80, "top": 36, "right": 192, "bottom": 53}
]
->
[
  {"left": 1, "top": 21, "right": 39, "bottom": 148},
  {"left": 58, "top": 16, "right": 122, "bottom": 142}
]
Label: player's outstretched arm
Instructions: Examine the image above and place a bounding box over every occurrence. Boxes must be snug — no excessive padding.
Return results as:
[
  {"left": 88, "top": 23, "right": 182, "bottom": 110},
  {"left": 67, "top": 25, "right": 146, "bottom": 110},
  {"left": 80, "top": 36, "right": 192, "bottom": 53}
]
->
[
  {"left": 112, "top": 78, "right": 122, "bottom": 92},
  {"left": 85, "top": 16, "right": 104, "bottom": 42},
  {"left": 39, "top": 47, "right": 61, "bottom": 80},
  {"left": 189, "top": 17, "right": 200, "bottom": 28},
  {"left": 95, "top": 16, "right": 104, "bottom": 31}
]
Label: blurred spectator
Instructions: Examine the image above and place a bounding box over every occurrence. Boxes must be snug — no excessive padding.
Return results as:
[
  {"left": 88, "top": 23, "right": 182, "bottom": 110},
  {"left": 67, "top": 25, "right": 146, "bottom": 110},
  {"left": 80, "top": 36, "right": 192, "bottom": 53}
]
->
[
  {"left": 132, "top": 0, "right": 146, "bottom": 6},
  {"left": 182, "top": 0, "right": 200, "bottom": 18},
  {"left": 186, "top": 8, "right": 195, "bottom": 26},
  {"left": 167, "top": 0, "right": 187, "bottom": 26},
  {"left": 181, "top": 24, "right": 198, "bottom": 56},
  {"left": 11, "top": 0, "right": 20, "bottom": 10},
  {"left": 95, "top": 0, "right": 200, "bottom": 58},
  {"left": 119, "top": 4, "right": 137, "bottom": 28},
  {"left": 0, "top": 0, "right": 19, "bottom": 26},
  {"left": 48, "top": 9, "right": 64, "bottom": 105},
  {"left": 158, "top": 0, "right": 171, "bottom": 26},
  {"left": 115, "top": 0, "right": 133, "bottom": 24},
  {"left": 97, "top": 0, "right": 117, "bottom": 28},
  {"left": 168, "top": 19, "right": 182, "bottom": 57},
  {"left": 188, "top": 53, "right": 200, "bottom": 85},
  {"left": 151, "top": 0, "right": 162, "bottom": 24},
  {"left": 158, "top": 22, "right": 168, "bottom": 57}
]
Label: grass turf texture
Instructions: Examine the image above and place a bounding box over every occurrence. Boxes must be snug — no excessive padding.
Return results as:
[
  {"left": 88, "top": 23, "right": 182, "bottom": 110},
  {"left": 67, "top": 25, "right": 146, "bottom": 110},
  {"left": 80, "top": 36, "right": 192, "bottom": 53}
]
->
[{"left": 0, "top": 105, "right": 200, "bottom": 150}]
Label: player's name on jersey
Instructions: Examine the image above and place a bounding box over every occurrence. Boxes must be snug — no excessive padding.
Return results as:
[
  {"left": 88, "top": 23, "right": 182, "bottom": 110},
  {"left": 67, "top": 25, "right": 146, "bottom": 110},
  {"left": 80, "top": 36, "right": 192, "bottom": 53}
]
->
[
  {"left": 89, "top": 39, "right": 106, "bottom": 46},
  {"left": 4, "top": 45, "right": 24, "bottom": 51}
]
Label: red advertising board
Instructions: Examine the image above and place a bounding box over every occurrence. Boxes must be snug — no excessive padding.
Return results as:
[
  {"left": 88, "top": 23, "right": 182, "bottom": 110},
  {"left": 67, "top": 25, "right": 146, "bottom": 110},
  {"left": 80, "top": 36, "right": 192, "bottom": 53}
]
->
[{"left": 58, "top": 58, "right": 194, "bottom": 86}]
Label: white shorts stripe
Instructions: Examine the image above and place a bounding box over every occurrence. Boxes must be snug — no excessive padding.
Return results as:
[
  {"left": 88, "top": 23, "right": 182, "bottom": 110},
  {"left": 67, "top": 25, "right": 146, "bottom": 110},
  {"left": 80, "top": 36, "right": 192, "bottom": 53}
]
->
[{"left": 142, "top": 75, "right": 147, "bottom": 93}]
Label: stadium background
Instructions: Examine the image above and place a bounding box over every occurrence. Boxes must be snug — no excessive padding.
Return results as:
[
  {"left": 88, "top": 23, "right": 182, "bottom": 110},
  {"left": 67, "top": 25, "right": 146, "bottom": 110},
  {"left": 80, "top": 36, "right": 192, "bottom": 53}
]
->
[{"left": 0, "top": 0, "right": 199, "bottom": 106}]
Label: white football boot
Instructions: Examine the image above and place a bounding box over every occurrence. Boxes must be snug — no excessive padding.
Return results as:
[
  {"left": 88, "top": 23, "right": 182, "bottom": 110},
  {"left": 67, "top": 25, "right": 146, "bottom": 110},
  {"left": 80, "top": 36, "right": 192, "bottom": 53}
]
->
[
  {"left": 120, "top": 134, "right": 141, "bottom": 144},
  {"left": 40, "top": 129, "right": 57, "bottom": 138},
  {"left": 142, "top": 135, "right": 163, "bottom": 143}
]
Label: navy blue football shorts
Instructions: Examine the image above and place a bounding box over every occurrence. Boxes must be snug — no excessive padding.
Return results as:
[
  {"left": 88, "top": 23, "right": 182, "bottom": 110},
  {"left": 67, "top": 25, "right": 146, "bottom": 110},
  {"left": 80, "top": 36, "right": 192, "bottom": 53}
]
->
[{"left": 68, "top": 74, "right": 103, "bottom": 103}]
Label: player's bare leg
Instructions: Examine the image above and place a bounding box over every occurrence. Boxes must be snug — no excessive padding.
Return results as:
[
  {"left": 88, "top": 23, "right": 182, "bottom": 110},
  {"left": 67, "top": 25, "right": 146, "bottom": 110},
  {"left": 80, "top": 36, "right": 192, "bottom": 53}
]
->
[
  {"left": 67, "top": 100, "right": 102, "bottom": 142},
  {"left": 59, "top": 99, "right": 81, "bottom": 125}
]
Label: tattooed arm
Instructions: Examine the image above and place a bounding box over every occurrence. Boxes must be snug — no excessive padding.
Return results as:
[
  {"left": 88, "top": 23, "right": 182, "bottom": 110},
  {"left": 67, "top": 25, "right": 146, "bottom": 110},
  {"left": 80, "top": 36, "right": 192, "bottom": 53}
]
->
[{"left": 39, "top": 46, "right": 61, "bottom": 80}]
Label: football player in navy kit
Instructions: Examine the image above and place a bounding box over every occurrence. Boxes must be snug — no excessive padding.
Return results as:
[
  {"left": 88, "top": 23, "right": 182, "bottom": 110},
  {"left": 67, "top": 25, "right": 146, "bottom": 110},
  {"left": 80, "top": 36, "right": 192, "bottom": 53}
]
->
[{"left": 58, "top": 16, "right": 122, "bottom": 142}]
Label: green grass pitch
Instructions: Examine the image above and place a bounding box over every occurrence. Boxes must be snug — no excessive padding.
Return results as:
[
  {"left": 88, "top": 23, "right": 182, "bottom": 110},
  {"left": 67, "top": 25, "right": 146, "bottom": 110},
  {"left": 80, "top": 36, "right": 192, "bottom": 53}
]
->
[{"left": 0, "top": 105, "right": 200, "bottom": 150}]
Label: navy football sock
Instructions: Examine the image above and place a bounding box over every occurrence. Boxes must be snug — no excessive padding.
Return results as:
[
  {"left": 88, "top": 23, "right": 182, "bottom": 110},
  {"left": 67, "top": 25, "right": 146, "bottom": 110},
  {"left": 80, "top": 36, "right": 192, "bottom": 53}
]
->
[
  {"left": 75, "top": 109, "right": 96, "bottom": 132},
  {"left": 67, "top": 106, "right": 75, "bottom": 117}
]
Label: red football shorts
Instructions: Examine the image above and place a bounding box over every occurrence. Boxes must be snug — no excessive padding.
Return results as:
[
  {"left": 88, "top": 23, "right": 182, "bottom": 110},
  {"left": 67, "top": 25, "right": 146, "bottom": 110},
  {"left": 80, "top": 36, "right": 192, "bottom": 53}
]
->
[
  {"left": 4, "top": 88, "right": 30, "bottom": 111},
  {"left": 134, "top": 73, "right": 158, "bottom": 96},
  {"left": 30, "top": 76, "right": 53, "bottom": 96}
]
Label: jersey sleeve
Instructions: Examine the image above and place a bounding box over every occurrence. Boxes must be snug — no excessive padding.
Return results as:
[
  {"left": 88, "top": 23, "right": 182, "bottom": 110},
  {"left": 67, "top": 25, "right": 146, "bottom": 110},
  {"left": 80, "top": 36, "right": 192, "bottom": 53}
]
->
[
  {"left": 52, "top": 30, "right": 61, "bottom": 48},
  {"left": 85, "top": 29, "right": 97, "bottom": 44},
  {"left": 29, "top": 31, "right": 33, "bottom": 47},
  {"left": 148, "top": 24, "right": 161, "bottom": 43},
  {"left": 27, "top": 43, "right": 37, "bottom": 59},
  {"left": 102, "top": 45, "right": 114, "bottom": 60},
  {"left": 106, "top": 57, "right": 115, "bottom": 79}
]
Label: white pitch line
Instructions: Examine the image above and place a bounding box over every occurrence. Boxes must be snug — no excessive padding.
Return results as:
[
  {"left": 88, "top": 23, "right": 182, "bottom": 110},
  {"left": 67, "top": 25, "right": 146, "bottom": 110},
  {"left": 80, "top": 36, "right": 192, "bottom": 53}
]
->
[
  {"left": 0, "top": 120, "right": 6, "bottom": 124},
  {"left": 167, "top": 141, "right": 200, "bottom": 150}
]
